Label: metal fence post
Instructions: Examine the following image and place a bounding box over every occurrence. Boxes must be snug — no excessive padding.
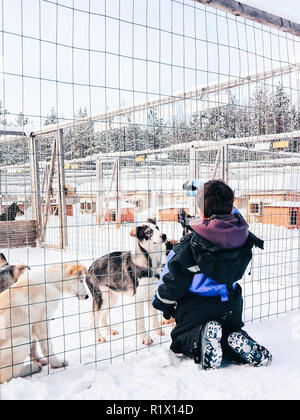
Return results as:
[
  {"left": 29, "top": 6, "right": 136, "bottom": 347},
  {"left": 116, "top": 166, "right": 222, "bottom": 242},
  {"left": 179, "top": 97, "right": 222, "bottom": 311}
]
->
[
  {"left": 189, "top": 145, "right": 197, "bottom": 216},
  {"left": 96, "top": 159, "right": 104, "bottom": 225},
  {"left": 56, "top": 129, "right": 68, "bottom": 250},
  {"left": 115, "top": 157, "right": 121, "bottom": 224},
  {"left": 0, "top": 169, "right": 2, "bottom": 215},
  {"left": 29, "top": 135, "right": 42, "bottom": 232},
  {"left": 221, "top": 145, "right": 229, "bottom": 184}
]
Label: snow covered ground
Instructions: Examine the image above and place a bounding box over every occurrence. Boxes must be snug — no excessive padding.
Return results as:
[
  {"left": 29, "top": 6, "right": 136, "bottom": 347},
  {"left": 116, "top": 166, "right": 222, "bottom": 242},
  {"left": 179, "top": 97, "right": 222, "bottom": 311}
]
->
[
  {"left": 1, "top": 311, "right": 300, "bottom": 400},
  {"left": 0, "top": 216, "right": 299, "bottom": 400}
]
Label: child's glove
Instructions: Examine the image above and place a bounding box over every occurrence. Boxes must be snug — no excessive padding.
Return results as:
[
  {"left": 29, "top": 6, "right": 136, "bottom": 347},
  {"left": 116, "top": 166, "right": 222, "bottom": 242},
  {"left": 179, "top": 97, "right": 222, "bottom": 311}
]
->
[
  {"left": 152, "top": 295, "right": 176, "bottom": 320},
  {"left": 162, "top": 306, "right": 176, "bottom": 321}
]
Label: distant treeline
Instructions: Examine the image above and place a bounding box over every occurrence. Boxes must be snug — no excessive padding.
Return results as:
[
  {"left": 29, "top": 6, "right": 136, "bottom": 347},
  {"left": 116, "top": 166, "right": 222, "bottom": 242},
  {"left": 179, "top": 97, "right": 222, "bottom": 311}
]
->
[{"left": 0, "top": 83, "right": 299, "bottom": 166}]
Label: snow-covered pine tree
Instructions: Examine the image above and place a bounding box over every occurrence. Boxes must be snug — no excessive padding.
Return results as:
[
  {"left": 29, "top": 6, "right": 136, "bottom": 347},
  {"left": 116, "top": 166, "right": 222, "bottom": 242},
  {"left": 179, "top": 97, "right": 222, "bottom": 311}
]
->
[
  {"left": 147, "top": 108, "right": 167, "bottom": 149},
  {"left": 249, "top": 85, "right": 272, "bottom": 136},
  {"left": 270, "top": 83, "right": 298, "bottom": 134},
  {"left": 125, "top": 123, "right": 146, "bottom": 151},
  {"left": 197, "top": 108, "right": 211, "bottom": 141},
  {"left": 171, "top": 118, "right": 191, "bottom": 144},
  {"left": 64, "top": 107, "right": 95, "bottom": 159},
  {"left": 44, "top": 108, "right": 58, "bottom": 126},
  {"left": 223, "top": 91, "right": 239, "bottom": 138},
  {"left": 0, "top": 101, "right": 8, "bottom": 126},
  {"left": 188, "top": 114, "right": 201, "bottom": 143},
  {"left": 15, "top": 112, "right": 29, "bottom": 128}
]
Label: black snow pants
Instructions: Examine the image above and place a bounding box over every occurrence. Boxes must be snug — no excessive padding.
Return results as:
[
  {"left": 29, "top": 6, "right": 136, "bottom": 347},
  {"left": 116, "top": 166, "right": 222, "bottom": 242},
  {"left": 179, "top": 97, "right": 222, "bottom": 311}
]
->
[{"left": 170, "top": 284, "right": 244, "bottom": 359}]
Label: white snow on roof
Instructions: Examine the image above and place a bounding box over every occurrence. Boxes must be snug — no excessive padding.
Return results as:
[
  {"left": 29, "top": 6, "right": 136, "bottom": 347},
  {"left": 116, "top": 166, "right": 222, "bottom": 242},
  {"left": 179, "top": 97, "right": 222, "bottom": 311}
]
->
[
  {"left": 158, "top": 204, "right": 188, "bottom": 210},
  {"left": 107, "top": 200, "right": 135, "bottom": 209},
  {"left": 75, "top": 177, "right": 251, "bottom": 197},
  {"left": 0, "top": 125, "right": 24, "bottom": 133},
  {"left": 249, "top": 197, "right": 274, "bottom": 204},
  {"left": 264, "top": 201, "right": 300, "bottom": 208},
  {"left": 76, "top": 177, "right": 184, "bottom": 194},
  {"left": 245, "top": 172, "right": 300, "bottom": 193}
]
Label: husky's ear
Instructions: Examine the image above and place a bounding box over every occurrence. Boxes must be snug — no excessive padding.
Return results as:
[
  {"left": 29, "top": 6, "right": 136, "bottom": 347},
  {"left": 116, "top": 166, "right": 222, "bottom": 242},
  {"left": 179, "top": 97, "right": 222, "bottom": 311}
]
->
[
  {"left": 0, "top": 253, "right": 8, "bottom": 268},
  {"left": 12, "top": 265, "right": 29, "bottom": 280},
  {"left": 130, "top": 225, "right": 148, "bottom": 240},
  {"left": 147, "top": 218, "right": 157, "bottom": 225},
  {"left": 66, "top": 263, "right": 88, "bottom": 277},
  {"left": 130, "top": 227, "right": 137, "bottom": 237},
  {"left": 77, "top": 264, "right": 88, "bottom": 276}
]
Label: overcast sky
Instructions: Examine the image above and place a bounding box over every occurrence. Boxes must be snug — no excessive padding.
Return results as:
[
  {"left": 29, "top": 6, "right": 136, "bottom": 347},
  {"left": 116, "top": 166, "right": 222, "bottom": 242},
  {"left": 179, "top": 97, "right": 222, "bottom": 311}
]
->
[
  {"left": 0, "top": 0, "right": 299, "bottom": 130},
  {"left": 241, "top": 0, "right": 300, "bottom": 24}
]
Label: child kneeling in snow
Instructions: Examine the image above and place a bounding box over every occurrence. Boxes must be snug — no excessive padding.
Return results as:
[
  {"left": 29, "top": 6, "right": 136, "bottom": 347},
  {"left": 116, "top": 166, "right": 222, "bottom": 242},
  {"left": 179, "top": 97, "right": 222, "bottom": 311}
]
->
[{"left": 152, "top": 179, "right": 272, "bottom": 370}]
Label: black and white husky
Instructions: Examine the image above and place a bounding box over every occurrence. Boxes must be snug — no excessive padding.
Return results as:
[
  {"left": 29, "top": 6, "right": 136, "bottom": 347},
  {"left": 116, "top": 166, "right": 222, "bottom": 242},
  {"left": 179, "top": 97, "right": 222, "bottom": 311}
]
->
[{"left": 86, "top": 219, "right": 168, "bottom": 346}]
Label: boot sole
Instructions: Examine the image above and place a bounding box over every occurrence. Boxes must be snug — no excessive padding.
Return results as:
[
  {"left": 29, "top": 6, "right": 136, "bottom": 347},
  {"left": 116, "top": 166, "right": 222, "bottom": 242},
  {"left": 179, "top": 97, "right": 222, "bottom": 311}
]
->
[
  {"left": 228, "top": 332, "right": 272, "bottom": 367},
  {"left": 201, "top": 321, "right": 223, "bottom": 370}
]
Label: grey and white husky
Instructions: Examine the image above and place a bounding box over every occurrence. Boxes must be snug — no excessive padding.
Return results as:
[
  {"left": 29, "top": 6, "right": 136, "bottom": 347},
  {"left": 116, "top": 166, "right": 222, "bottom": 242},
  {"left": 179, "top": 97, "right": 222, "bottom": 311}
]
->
[{"left": 86, "top": 219, "right": 169, "bottom": 345}]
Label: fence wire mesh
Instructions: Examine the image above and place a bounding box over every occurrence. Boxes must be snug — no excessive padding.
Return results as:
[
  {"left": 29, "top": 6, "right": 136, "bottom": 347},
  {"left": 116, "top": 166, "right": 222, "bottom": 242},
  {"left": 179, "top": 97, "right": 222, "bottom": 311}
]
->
[{"left": 0, "top": 0, "right": 300, "bottom": 382}]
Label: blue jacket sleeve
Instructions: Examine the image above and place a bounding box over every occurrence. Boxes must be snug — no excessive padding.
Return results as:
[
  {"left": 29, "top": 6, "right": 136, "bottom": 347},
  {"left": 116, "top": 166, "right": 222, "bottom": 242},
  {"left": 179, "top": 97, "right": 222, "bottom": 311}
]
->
[{"left": 152, "top": 244, "right": 195, "bottom": 318}]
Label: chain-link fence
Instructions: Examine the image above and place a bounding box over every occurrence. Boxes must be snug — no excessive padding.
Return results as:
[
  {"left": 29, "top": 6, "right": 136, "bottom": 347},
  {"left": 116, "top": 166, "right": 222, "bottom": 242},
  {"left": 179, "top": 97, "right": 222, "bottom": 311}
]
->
[{"left": 0, "top": 0, "right": 299, "bottom": 382}]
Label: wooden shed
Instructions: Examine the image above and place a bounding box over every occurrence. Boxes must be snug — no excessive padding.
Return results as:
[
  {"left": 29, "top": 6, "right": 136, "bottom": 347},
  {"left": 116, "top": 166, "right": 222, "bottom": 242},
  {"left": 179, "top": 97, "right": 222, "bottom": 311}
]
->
[
  {"left": 243, "top": 172, "right": 300, "bottom": 224},
  {"left": 80, "top": 199, "right": 96, "bottom": 215},
  {"left": 80, "top": 198, "right": 135, "bottom": 223},
  {"left": 262, "top": 202, "right": 300, "bottom": 229},
  {"left": 105, "top": 207, "right": 135, "bottom": 223},
  {"left": 0, "top": 220, "right": 38, "bottom": 248},
  {"left": 158, "top": 207, "right": 190, "bottom": 222},
  {"left": 42, "top": 198, "right": 73, "bottom": 217}
]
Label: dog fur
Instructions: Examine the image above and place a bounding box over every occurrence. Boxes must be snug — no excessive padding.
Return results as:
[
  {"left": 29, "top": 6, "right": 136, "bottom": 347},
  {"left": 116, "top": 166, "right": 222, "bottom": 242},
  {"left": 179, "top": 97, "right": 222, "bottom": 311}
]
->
[
  {"left": 0, "top": 202, "right": 24, "bottom": 221},
  {"left": 86, "top": 219, "right": 167, "bottom": 346},
  {"left": 0, "top": 253, "right": 30, "bottom": 293},
  {"left": 0, "top": 253, "right": 30, "bottom": 294},
  {"left": 0, "top": 262, "right": 89, "bottom": 384}
]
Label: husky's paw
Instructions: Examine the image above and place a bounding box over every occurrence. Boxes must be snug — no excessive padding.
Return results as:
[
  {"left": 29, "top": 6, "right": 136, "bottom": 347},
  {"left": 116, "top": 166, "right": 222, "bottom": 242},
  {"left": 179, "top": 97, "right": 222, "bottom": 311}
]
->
[
  {"left": 50, "top": 358, "right": 69, "bottom": 369},
  {"left": 30, "top": 346, "right": 49, "bottom": 366},
  {"left": 35, "top": 362, "right": 43, "bottom": 372},
  {"left": 30, "top": 361, "right": 43, "bottom": 374},
  {"left": 37, "top": 357, "right": 49, "bottom": 367},
  {"left": 97, "top": 335, "right": 107, "bottom": 343},
  {"left": 155, "top": 329, "right": 166, "bottom": 337},
  {"left": 31, "top": 355, "right": 49, "bottom": 366},
  {"left": 21, "top": 362, "right": 43, "bottom": 378},
  {"left": 107, "top": 329, "right": 119, "bottom": 336},
  {"left": 141, "top": 335, "right": 153, "bottom": 346}
]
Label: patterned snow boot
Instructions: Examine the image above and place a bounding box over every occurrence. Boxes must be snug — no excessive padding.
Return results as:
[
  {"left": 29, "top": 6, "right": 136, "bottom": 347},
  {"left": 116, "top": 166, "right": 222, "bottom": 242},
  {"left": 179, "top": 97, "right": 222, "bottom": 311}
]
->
[
  {"left": 194, "top": 321, "right": 223, "bottom": 370},
  {"left": 228, "top": 330, "right": 272, "bottom": 367}
]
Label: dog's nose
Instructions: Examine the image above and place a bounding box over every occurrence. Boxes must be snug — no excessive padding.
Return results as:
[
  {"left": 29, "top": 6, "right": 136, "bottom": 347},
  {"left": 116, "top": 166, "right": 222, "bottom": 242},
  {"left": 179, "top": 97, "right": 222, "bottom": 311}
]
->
[
  {"left": 85, "top": 295, "right": 89, "bottom": 300},
  {"left": 161, "top": 234, "right": 167, "bottom": 243}
]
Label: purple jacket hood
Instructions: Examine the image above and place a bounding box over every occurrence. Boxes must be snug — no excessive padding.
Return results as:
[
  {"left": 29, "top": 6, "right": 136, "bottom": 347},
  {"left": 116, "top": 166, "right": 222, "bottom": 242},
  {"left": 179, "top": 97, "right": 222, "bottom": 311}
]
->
[{"left": 189, "top": 214, "right": 249, "bottom": 249}]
